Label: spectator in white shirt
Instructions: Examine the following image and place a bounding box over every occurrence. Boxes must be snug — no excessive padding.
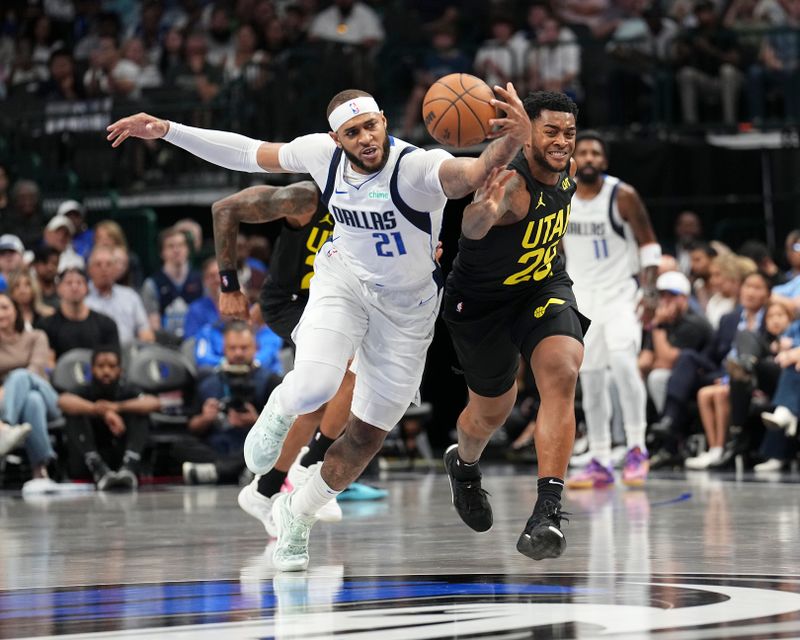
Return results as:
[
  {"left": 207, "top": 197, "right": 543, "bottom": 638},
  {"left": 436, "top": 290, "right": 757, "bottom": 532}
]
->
[
  {"left": 526, "top": 16, "right": 581, "bottom": 99},
  {"left": 474, "top": 15, "right": 521, "bottom": 88},
  {"left": 83, "top": 35, "right": 142, "bottom": 99},
  {"left": 308, "top": 0, "right": 385, "bottom": 49},
  {"left": 85, "top": 246, "right": 154, "bottom": 347}
]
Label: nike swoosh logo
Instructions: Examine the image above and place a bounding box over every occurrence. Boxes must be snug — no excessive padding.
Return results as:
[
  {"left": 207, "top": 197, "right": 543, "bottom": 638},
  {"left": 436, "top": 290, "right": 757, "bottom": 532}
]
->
[
  {"left": 334, "top": 189, "right": 347, "bottom": 194},
  {"left": 548, "top": 479, "right": 564, "bottom": 486},
  {"left": 419, "top": 294, "right": 436, "bottom": 306}
]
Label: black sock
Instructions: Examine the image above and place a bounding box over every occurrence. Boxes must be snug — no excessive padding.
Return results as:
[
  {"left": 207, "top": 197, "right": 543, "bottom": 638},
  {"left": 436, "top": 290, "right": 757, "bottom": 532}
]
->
[
  {"left": 257, "top": 468, "right": 287, "bottom": 498},
  {"left": 300, "top": 429, "right": 336, "bottom": 467},
  {"left": 535, "top": 476, "right": 564, "bottom": 510},
  {"left": 451, "top": 451, "right": 481, "bottom": 481}
]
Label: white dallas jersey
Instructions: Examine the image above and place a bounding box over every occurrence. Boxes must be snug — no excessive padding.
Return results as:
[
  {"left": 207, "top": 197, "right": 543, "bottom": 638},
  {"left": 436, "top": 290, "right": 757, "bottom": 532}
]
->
[
  {"left": 562, "top": 175, "right": 639, "bottom": 293},
  {"left": 278, "top": 133, "right": 450, "bottom": 288}
]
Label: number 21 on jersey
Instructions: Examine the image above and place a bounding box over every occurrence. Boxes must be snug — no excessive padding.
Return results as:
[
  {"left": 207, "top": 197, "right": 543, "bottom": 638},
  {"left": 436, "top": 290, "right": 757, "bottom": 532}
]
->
[{"left": 373, "top": 232, "right": 407, "bottom": 257}]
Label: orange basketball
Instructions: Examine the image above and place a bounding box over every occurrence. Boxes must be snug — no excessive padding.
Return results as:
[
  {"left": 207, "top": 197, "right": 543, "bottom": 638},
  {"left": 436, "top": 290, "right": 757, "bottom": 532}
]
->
[{"left": 422, "top": 73, "right": 496, "bottom": 147}]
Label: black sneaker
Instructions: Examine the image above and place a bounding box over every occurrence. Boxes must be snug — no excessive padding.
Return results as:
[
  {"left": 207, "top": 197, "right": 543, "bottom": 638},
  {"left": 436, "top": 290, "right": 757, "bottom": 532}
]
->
[
  {"left": 516, "top": 499, "right": 568, "bottom": 560},
  {"left": 86, "top": 453, "right": 114, "bottom": 491},
  {"left": 443, "top": 444, "right": 492, "bottom": 532}
]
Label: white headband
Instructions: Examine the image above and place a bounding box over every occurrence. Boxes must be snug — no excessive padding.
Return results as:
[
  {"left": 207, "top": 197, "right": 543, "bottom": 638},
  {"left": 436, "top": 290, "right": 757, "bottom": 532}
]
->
[{"left": 328, "top": 97, "right": 381, "bottom": 132}]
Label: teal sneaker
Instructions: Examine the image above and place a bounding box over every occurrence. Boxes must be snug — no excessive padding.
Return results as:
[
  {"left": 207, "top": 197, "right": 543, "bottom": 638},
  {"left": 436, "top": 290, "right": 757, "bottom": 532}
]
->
[
  {"left": 244, "top": 391, "right": 296, "bottom": 474},
  {"left": 272, "top": 492, "right": 318, "bottom": 572},
  {"left": 338, "top": 481, "right": 388, "bottom": 501}
]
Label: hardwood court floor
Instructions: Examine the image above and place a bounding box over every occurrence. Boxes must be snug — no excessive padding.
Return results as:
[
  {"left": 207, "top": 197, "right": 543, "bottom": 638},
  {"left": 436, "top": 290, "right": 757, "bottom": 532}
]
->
[{"left": 1, "top": 467, "right": 799, "bottom": 639}]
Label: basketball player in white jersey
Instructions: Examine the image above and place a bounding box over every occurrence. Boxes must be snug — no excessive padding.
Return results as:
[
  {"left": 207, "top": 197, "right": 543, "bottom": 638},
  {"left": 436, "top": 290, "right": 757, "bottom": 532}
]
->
[
  {"left": 561, "top": 132, "right": 660, "bottom": 488},
  {"left": 107, "top": 85, "right": 531, "bottom": 571}
]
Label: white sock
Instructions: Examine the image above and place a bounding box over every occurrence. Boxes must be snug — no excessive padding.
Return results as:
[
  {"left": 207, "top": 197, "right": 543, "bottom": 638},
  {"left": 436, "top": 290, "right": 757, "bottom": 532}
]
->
[
  {"left": 290, "top": 464, "right": 341, "bottom": 517},
  {"left": 708, "top": 446, "right": 722, "bottom": 456}
]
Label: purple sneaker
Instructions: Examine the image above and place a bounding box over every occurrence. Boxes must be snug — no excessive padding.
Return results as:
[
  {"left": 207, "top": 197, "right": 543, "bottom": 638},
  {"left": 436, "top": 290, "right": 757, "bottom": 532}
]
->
[
  {"left": 567, "top": 459, "right": 614, "bottom": 489},
  {"left": 622, "top": 446, "right": 649, "bottom": 487}
]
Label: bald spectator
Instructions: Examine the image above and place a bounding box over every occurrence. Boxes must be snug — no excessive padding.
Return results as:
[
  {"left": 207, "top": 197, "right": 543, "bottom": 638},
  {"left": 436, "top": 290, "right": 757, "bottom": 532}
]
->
[{"left": 86, "top": 246, "right": 154, "bottom": 347}]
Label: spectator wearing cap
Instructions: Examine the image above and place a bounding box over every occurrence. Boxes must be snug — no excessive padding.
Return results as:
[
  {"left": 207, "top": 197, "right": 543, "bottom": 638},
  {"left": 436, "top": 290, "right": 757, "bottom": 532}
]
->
[
  {"left": 56, "top": 200, "right": 94, "bottom": 260},
  {"left": 86, "top": 246, "right": 154, "bottom": 347},
  {"left": 7, "top": 270, "right": 54, "bottom": 331},
  {"left": 141, "top": 227, "right": 203, "bottom": 340},
  {"left": 5, "top": 180, "right": 44, "bottom": 248},
  {"left": 43, "top": 213, "right": 79, "bottom": 261},
  {"left": 36, "top": 265, "right": 119, "bottom": 363},
  {"left": 0, "top": 234, "right": 25, "bottom": 293},
  {"left": 31, "top": 246, "right": 61, "bottom": 308}
]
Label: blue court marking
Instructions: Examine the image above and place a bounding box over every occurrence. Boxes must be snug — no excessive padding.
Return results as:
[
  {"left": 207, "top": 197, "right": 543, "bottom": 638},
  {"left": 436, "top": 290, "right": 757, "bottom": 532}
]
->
[{"left": 0, "top": 580, "right": 593, "bottom": 624}]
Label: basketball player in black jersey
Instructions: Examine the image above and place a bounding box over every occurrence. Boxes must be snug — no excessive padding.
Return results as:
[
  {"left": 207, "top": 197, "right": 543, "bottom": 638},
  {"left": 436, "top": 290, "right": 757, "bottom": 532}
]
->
[
  {"left": 442, "top": 92, "right": 588, "bottom": 560},
  {"left": 211, "top": 181, "right": 358, "bottom": 530}
]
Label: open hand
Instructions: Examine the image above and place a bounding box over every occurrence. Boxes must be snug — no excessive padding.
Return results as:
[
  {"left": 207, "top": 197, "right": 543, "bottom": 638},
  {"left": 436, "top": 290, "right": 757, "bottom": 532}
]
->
[
  {"left": 473, "top": 167, "right": 515, "bottom": 216},
  {"left": 487, "top": 83, "right": 531, "bottom": 145},
  {"left": 106, "top": 112, "right": 169, "bottom": 148}
]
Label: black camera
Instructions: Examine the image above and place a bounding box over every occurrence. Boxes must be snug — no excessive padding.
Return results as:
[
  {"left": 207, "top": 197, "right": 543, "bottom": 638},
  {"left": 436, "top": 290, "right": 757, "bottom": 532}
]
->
[{"left": 220, "top": 370, "right": 256, "bottom": 413}]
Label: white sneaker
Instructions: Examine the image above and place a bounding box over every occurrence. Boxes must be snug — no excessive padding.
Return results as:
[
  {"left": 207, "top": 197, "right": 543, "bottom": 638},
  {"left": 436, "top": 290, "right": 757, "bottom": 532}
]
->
[
  {"left": 272, "top": 492, "right": 318, "bottom": 572},
  {"left": 569, "top": 450, "right": 593, "bottom": 468},
  {"left": 754, "top": 458, "right": 784, "bottom": 472},
  {"left": 21, "top": 477, "right": 61, "bottom": 496},
  {"left": 287, "top": 449, "right": 342, "bottom": 523},
  {"left": 238, "top": 477, "right": 279, "bottom": 537},
  {"left": 761, "top": 406, "right": 798, "bottom": 436},
  {"left": 684, "top": 451, "right": 712, "bottom": 470},
  {"left": 0, "top": 422, "right": 31, "bottom": 456},
  {"left": 244, "top": 391, "right": 296, "bottom": 474},
  {"left": 182, "top": 462, "right": 218, "bottom": 485}
]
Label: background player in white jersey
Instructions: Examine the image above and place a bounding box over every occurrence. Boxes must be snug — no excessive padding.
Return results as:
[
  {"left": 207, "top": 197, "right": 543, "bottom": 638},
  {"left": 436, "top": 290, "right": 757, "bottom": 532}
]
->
[
  {"left": 561, "top": 131, "right": 660, "bottom": 488},
  {"left": 107, "top": 85, "right": 531, "bottom": 571}
]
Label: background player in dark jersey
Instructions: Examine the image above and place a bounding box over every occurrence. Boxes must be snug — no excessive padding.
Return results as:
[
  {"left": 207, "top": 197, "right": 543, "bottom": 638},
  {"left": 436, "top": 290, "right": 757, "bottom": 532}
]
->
[
  {"left": 210, "top": 181, "right": 358, "bottom": 533},
  {"left": 442, "top": 91, "right": 587, "bottom": 561}
]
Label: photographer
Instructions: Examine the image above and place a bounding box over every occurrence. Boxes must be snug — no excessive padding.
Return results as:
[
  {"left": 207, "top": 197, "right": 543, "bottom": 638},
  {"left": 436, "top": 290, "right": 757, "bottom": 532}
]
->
[{"left": 183, "top": 320, "right": 280, "bottom": 484}]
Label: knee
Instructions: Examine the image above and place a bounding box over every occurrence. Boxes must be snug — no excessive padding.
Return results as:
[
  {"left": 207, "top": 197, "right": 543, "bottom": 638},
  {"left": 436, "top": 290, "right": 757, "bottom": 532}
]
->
[
  {"left": 341, "top": 419, "right": 386, "bottom": 453},
  {"left": 539, "top": 358, "right": 580, "bottom": 398},
  {"left": 281, "top": 363, "right": 343, "bottom": 414}
]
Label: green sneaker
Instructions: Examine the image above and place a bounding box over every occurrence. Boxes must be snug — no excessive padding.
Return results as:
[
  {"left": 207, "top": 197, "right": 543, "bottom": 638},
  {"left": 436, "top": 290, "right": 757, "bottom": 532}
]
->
[{"left": 271, "top": 492, "right": 319, "bottom": 572}]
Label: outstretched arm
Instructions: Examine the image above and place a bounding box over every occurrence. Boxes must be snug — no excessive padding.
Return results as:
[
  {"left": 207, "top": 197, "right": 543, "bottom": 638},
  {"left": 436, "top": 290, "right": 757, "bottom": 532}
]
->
[
  {"left": 212, "top": 181, "right": 319, "bottom": 319},
  {"left": 437, "top": 83, "right": 531, "bottom": 199},
  {"left": 106, "top": 112, "right": 286, "bottom": 172}
]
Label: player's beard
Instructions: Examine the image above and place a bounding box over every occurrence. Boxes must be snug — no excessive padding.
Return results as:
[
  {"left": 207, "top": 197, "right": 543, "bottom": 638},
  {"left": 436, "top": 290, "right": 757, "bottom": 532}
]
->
[
  {"left": 344, "top": 135, "right": 391, "bottom": 173},
  {"left": 532, "top": 146, "right": 566, "bottom": 174},
  {"left": 577, "top": 165, "right": 601, "bottom": 183}
]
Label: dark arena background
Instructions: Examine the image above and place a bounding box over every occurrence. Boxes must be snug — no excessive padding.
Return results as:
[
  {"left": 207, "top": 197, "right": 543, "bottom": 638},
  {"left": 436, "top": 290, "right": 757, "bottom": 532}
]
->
[{"left": 1, "top": 1, "right": 800, "bottom": 638}]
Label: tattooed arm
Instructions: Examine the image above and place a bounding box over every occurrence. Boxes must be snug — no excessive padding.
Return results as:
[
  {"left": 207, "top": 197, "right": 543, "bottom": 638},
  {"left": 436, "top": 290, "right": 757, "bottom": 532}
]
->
[
  {"left": 437, "top": 83, "right": 530, "bottom": 199},
  {"left": 211, "top": 181, "right": 319, "bottom": 319}
]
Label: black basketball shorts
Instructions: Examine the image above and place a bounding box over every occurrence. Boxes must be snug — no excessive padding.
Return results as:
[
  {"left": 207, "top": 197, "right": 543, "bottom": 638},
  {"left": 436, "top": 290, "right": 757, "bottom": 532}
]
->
[
  {"left": 259, "top": 285, "right": 309, "bottom": 346},
  {"left": 442, "top": 274, "right": 591, "bottom": 398}
]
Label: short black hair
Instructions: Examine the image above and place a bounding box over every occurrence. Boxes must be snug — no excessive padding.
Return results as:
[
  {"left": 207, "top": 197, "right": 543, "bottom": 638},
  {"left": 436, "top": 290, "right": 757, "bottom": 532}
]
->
[
  {"left": 91, "top": 345, "right": 122, "bottom": 366},
  {"left": 686, "top": 240, "right": 717, "bottom": 257},
  {"left": 32, "top": 245, "right": 60, "bottom": 264},
  {"left": 738, "top": 240, "right": 772, "bottom": 265},
  {"left": 575, "top": 129, "right": 609, "bottom": 160},
  {"left": 523, "top": 91, "right": 578, "bottom": 121}
]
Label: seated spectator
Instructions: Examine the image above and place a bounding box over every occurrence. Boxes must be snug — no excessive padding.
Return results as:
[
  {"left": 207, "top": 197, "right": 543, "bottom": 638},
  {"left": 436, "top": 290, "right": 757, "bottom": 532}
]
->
[
  {"left": 401, "top": 26, "right": 472, "bottom": 140},
  {"left": 37, "top": 48, "right": 86, "bottom": 101},
  {"left": 36, "top": 265, "right": 119, "bottom": 361},
  {"left": 182, "top": 321, "right": 280, "bottom": 484},
  {"left": 31, "top": 246, "right": 60, "bottom": 308},
  {"left": 83, "top": 35, "right": 142, "bottom": 99},
  {"left": 526, "top": 14, "right": 581, "bottom": 101},
  {"left": 194, "top": 306, "right": 283, "bottom": 374},
  {"left": 184, "top": 258, "right": 221, "bottom": 341},
  {"left": 165, "top": 31, "right": 222, "bottom": 107},
  {"left": 674, "top": 1, "right": 743, "bottom": 126},
  {"left": 688, "top": 241, "right": 717, "bottom": 311},
  {"left": 0, "top": 234, "right": 25, "bottom": 292},
  {"left": 0, "top": 292, "right": 62, "bottom": 494},
  {"left": 308, "top": 0, "right": 384, "bottom": 50},
  {"left": 86, "top": 246, "right": 154, "bottom": 348},
  {"left": 739, "top": 240, "right": 788, "bottom": 287},
  {"left": 58, "top": 346, "right": 158, "bottom": 490},
  {"left": 121, "top": 36, "right": 162, "bottom": 90},
  {"left": 4, "top": 181, "right": 44, "bottom": 249},
  {"left": 141, "top": 227, "right": 203, "bottom": 340},
  {"left": 56, "top": 200, "right": 93, "bottom": 260},
  {"left": 42, "top": 213, "right": 80, "bottom": 262},
  {"left": 681, "top": 271, "right": 771, "bottom": 469},
  {"left": 666, "top": 210, "right": 704, "bottom": 275},
  {"left": 474, "top": 14, "right": 520, "bottom": 89},
  {"left": 706, "top": 253, "right": 757, "bottom": 329},
  {"left": 173, "top": 218, "right": 204, "bottom": 257},
  {"left": 7, "top": 270, "right": 54, "bottom": 331},
  {"left": 94, "top": 220, "right": 143, "bottom": 288},
  {"left": 221, "top": 24, "right": 268, "bottom": 86},
  {"left": 746, "top": 1, "right": 800, "bottom": 125},
  {"left": 641, "top": 271, "right": 713, "bottom": 466}
]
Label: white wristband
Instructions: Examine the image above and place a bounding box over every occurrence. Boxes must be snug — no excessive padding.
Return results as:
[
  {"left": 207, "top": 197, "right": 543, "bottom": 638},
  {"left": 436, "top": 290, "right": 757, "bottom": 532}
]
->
[
  {"left": 164, "top": 121, "right": 266, "bottom": 173},
  {"left": 639, "top": 243, "right": 662, "bottom": 269}
]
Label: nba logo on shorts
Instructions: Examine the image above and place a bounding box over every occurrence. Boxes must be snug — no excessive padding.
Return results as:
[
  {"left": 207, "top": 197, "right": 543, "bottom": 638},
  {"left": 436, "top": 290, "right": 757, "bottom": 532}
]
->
[{"left": 349, "top": 101, "right": 360, "bottom": 114}]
